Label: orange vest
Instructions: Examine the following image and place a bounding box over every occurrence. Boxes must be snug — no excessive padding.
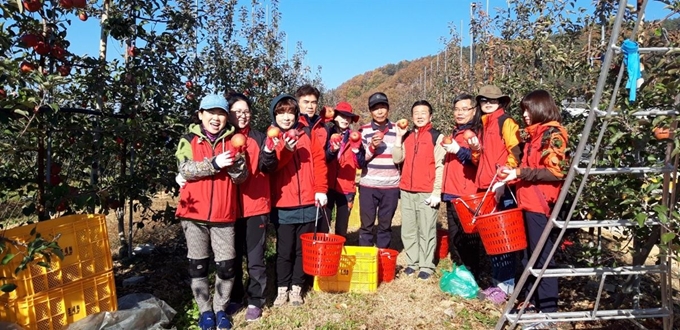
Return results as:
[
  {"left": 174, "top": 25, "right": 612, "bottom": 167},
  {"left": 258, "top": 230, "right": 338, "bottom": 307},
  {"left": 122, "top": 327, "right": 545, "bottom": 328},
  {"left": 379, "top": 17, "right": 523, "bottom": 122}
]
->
[
  {"left": 476, "top": 109, "right": 510, "bottom": 189},
  {"left": 442, "top": 128, "right": 478, "bottom": 196},
  {"left": 399, "top": 124, "right": 439, "bottom": 193}
]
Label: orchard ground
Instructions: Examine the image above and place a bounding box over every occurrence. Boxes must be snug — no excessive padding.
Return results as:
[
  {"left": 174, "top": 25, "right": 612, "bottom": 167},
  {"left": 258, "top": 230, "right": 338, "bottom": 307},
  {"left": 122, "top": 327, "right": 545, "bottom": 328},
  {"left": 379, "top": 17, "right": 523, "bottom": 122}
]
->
[{"left": 107, "top": 194, "right": 680, "bottom": 329}]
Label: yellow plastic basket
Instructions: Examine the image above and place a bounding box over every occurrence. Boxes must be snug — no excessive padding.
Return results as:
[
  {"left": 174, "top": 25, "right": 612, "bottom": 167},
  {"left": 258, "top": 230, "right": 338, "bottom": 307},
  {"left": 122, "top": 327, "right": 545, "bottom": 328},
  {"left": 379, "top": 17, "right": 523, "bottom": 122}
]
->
[
  {"left": 0, "top": 214, "right": 112, "bottom": 302},
  {"left": 313, "top": 246, "right": 378, "bottom": 293},
  {"left": 0, "top": 270, "right": 117, "bottom": 329}
]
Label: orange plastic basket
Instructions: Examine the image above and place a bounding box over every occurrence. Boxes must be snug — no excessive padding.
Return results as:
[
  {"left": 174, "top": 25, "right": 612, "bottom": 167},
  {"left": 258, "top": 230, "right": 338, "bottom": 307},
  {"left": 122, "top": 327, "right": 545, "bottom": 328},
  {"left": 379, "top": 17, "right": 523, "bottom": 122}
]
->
[
  {"left": 452, "top": 192, "right": 497, "bottom": 234},
  {"left": 300, "top": 233, "right": 346, "bottom": 276},
  {"left": 475, "top": 208, "right": 527, "bottom": 255},
  {"left": 377, "top": 248, "right": 398, "bottom": 283},
  {"left": 435, "top": 229, "right": 449, "bottom": 259}
]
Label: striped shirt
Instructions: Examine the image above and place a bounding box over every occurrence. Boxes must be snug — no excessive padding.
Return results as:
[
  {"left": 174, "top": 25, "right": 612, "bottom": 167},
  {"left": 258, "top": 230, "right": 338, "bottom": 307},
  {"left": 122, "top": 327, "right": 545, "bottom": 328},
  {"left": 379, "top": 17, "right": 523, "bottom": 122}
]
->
[{"left": 359, "top": 121, "right": 400, "bottom": 189}]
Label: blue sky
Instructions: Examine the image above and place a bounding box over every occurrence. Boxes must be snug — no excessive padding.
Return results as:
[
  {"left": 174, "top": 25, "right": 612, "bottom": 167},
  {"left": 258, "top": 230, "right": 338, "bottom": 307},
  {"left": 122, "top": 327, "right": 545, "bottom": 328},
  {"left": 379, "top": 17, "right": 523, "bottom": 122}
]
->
[{"left": 66, "top": 0, "right": 672, "bottom": 90}]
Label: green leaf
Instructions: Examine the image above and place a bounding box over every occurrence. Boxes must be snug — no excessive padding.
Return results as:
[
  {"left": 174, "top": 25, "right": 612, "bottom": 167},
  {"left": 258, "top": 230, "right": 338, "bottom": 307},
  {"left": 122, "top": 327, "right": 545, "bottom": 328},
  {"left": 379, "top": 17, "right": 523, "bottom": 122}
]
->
[
  {"left": 30, "top": 226, "right": 36, "bottom": 236},
  {"left": 37, "top": 261, "right": 50, "bottom": 268},
  {"left": 0, "top": 283, "right": 17, "bottom": 293},
  {"left": 661, "top": 232, "right": 676, "bottom": 244},
  {"left": 1, "top": 253, "right": 15, "bottom": 265},
  {"left": 15, "top": 0, "right": 23, "bottom": 14}
]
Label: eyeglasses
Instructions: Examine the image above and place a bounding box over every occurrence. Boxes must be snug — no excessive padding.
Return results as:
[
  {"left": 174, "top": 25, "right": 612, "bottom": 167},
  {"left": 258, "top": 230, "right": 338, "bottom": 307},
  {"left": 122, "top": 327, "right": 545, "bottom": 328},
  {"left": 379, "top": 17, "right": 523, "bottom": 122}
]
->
[
  {"left": 479, "top": 98, "right": 499, "bottom": 104},
  {"left": 232, "top": 109, "right": 251, "bottom": 117},
  {"left": 453, "top": 107, "right": 474, "bottom": 113}
]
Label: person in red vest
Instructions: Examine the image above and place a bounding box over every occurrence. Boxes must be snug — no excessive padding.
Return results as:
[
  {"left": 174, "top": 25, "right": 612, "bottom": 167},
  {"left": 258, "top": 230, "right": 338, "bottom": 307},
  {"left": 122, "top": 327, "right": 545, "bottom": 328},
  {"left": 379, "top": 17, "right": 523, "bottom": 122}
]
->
[
  {"left": 392, "top": 100, "right": 446, "bottom": 280},
  {"left": 174, "top": 94, "right": 247, "bottom": 330},
  {"left": 325, "top": 101, "right": 365, "bottom": 237},
  {"left": 440, "top": 93, "right": 483, "bottom": 279},
  {"left": 498, "top": 90, "right": 567, "bottom": 324},
  {"left": 471, "top": 85, "right": 521, "bottom": 305},
  {"left": 268, "top": 94, "right": 328, "bottom": 307}
]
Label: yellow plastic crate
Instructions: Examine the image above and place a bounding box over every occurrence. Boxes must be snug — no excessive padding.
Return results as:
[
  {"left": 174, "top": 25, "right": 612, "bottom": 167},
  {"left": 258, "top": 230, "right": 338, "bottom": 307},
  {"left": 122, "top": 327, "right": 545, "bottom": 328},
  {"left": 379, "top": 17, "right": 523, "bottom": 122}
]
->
[
  {"left": 0, "top": 214, "right": 112, "bottom": 302},
  {"left": 0, "top": 270, "right": 117, "bottom": 329},
  {"left": 313, "top": 246, "right": 378, "bottom": 293}
]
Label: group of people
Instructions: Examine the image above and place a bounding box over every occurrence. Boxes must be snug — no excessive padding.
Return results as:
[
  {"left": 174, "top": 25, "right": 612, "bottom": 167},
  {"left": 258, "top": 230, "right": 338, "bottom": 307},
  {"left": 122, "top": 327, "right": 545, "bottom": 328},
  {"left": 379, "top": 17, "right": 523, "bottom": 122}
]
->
[{"left": 173, "top": 83, "right": 569, "bottom": 330}]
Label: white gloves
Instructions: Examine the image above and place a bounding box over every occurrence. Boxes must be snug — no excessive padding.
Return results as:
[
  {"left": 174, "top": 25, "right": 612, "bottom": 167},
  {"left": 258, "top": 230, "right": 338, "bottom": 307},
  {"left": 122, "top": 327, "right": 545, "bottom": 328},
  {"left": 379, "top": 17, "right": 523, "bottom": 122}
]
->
[
  {"left": 424, "top": 194, "right": 441, "bottom": 208},
  {"left": 214, "top": 151, "right": 234, "bottom": 168},
  {"left": 502, "top": 168, "right": 518, "bottom": 182},
  {"left": 284, "top": 136, "right": 298, "bottom": 151},
  {"left": 442, "top": 140, "right": 461, "bottom": 154},
  {"left": 491, "top": 181, "right": 506, "bottom": 202},
  {"left": 467, "top": 136, "right": 480, "bottom": 151},
  {"left": 315, "top": 192, "right": 328, "bottom": 207},
  {"left": 176, "top": 173, "right": 186, "bottom": 188}
]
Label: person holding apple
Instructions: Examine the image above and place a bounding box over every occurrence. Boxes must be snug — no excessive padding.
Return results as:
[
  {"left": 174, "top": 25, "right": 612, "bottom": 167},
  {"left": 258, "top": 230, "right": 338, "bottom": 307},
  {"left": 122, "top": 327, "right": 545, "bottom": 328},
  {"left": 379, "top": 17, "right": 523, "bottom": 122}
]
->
[
  {"left": 174, "top": 94, "right": 248, "bottom": 330},
  {"left": 440, "top": 93, "right": 484, "bottom": 279},
  {"left": 473, "top": 84, "right": 522, "bottom": 305},
  {"left": 497, "top": 90, "right": 567, "bottom": 321},
  {"left": 324, "top": 101, "right": 365, "bottom": 237},
  {"left": 357, "top": 92, "right": 401, "bottom": 249},
  {"left": 267, "top": 94, "right": 328, "bottom": 308},
  {"left": 392, "top": 100, "right": 446, "bottom": 280}
]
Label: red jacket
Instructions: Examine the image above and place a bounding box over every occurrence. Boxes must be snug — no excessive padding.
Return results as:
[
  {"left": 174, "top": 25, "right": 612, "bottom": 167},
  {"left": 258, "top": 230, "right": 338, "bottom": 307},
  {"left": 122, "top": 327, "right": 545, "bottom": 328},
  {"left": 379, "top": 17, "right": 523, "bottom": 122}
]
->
[
  {"left": 327, "top": 129, "right": 362, "bottom": 194},
  {"left": 176, "top": 133, "right": 240, "bottom": 223},
  {"left": 299, "top": 115, "right": 329, "bottom": 149},
  {"left": 238, "top": 126, "right": 277, "bottom": 217},
  {"left": 476, "top": 109, "right": 520, "bottom": 189},
  {"left": 399, "top": 124, "right": 439, "bottom": 193},
  {"left": 442, "top": 127, "right": 478, "bottom": 197},
  {"left": 270, "top": 124, "right": 328, "bottom": 208},
  {"left": 516, "top": 122, "right": 568, "bottom": 215}
]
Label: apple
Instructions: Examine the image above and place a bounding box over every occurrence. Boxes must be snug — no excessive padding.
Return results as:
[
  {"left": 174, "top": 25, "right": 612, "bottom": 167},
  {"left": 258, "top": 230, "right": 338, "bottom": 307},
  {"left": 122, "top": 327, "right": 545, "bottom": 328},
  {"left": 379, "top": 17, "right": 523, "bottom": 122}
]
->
[
  {"left": 34, "top": 41, "right": 50, "bottom": 55},
  {"left": 324, "top": 106, "right": 335, "bottom": 119},
  {"left": 116, "top": 137, "right": 124, "bottom": 145},
  {"left": 78, "top": 12, "right": 88, "bottom": 21},
  {"left": 20, "top": 34, "right": 41, "bottom": 48},
  {"left": 59, "top": 0, "right": 73, "bottom": 9},
  {"left": 0, "top": 89, "right": 6, "bottom": 99},
  {"left": 56, "top": 202, "right": 66, "bottom": 212},
  {"left": 231, "top": 133, "right": 247, "bottom": 148},
  {"left": 396, "top": 118, "right": 409, "bottom": 129},
  {"left": 267, "top": 126, "right": 281, "bottom": 138},
  {"left": 186, "top": 93, "right": 194, "bottom": 101},
  {"left": 462, "top": 130, "right": 477, "bottom": 140},
  {"left": 185, "top": 81, "right": 193, "bottom": 89},
  {"left": 349, "top": 131, "right": 361, "bottom": 142},
  {"left": 373, "top": 131, "right": 384, "bottom": 140},
  {"left": 653, "top": 127, "right": 671, "bottom": 140},
  {"left": 20, "top": 61, "right": 36, "bottom": 73},
  {"left": 441, "top": 136, "right": 453, "bottom": 145},
  {"left": 51, "top": 45, "right": 66, "bottom": 60},
  {"left": 23, "top": 0, "right": 42, "bottom": 12},
  {"left": 72, "top": 0, "right": 86, "bottom": 8},
  {"left": 127, "top": 45, "right": 136, "bottom": 57},
  {"left": 284, "top": 129, "right": 298, "bottom": 141},
  {"left": 330, "top": 133, "right": 342, "bottom": 144},
  {"left": 57, "top": 65, "right": 71, "bottom": 76},
  {"left": 497, "top": 165, "right": 511, "bottom": 179},
  {"left": 134, "top": 141, "right": 142, "bottom": 150}
]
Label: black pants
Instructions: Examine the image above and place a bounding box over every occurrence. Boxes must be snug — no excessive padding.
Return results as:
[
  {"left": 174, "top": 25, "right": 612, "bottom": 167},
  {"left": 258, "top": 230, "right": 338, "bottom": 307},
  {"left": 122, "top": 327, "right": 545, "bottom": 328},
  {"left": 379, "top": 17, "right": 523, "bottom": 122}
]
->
[
  {"left": 358, "top": 186, "right": 400, "bottom": 248},
  {"left": 274, "top": 221, "right": 315, "bottom": 288},
  {"left": 523, "top": 211, "right": 558, "bottom": 312},
  {"left": 322, "top": 189, "right": 352, "bottom": 237},
  {"left": 445, "top": 201, "right": 481, "bottom": 277},
  {"left": 231, "top": 214, "right": 268, "bottom": 308}
]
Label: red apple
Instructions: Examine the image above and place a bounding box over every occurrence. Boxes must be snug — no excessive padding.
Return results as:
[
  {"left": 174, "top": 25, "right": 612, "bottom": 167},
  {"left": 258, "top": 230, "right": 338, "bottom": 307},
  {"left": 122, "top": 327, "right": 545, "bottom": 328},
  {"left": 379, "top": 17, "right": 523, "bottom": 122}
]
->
[
  {"left": 20, "top": 61, "right": 36, "bottom": 73},
  {"left": 349, "top": 131, "right": 361, "bottom": 142},
  {"left": 33, "top": 41, "right": 50, "bottom": 55},
  {"left": 267, "top": 126, "right": 281, "bottom": 138},
  {"left": 231, "top": 133, "right": 247, "bottom": 148},
  {"left": 127, "top": 46, "right": 136, "bottom": 57},
  {"left": 284, "top": 129, "right": 298, "bottom": 141},
  {"left": 373, "top": 131, "right": 384, "bottom": 140},
  {"left": 186, "top": 93, "right": 194, "bottom": 101},
  {"left": 51, "top": 45, "right": 66, "bottom": 60},
  {"left": 57, "top": 65, "right": 71, "bottom": 76},
  {"left": 441, "top": 136, "right": 453, "bottom": 145},
  {"left": 23, "top": 0, "right": 42, "bottom": 12},
  {"left": 185, "top": 81, "right": 193, "bottom": 89},
  {"left": 72, "top": 0, "right": 86, "bottom": 8},
  {"left": 0, "top": 89, "right": 6, "bottom": 99},
  {"left": 20, "top": 34, "right": 41, "bottom": 48},
  {"left": 396, "top": 118, "right": 409, "bottom": 129},
  {"left": 653, "top": 127, "right": 671, "bottom": 140},
  {"left": 330, "top": 133, "right": 342, "bottom": 144},
  {"left": 59, "top": 0, "right": 73, "bottom": 9},
  {"left": 78, "top": 12, "right": 88, "bottom": 21},
  {"left": 324, "top": 106, "right": 335, "bottom": 119},
  {"left": 56, "top": 202, "right": 66, "bottom": 212},
  {"left": 116, "top": 137, "right": 124, "bottom": 145},
  {"left": 497, "top": 165, "right": 511, "bottom": 179},
  {"left": 462, "top": 130, "right": 477, "bottom": 140}
]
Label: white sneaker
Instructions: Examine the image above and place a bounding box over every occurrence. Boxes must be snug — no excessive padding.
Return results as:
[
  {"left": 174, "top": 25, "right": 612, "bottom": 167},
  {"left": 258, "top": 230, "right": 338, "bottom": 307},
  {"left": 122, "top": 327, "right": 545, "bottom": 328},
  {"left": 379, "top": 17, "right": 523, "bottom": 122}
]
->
[
  {"left": 289, "top": 285, "right": 304, "bottom": 306},
  {"left": 273, "top": 286, "right": 288, "bottom": 306}
]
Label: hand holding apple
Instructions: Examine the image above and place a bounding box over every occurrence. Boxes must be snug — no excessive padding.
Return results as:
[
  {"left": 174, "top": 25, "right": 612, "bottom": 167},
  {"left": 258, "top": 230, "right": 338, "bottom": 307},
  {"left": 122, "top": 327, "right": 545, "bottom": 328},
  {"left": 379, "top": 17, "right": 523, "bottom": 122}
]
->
[
  {"left": 497, "top": 165, "right": 512, "bottom": 180},
  {"left": 396, "top": 118, "right": 409, "bottom": 129},
  {"left": 371, "top": 131, "right": 383, "bottom": 148},
  {"left": 214, "top": 151, "right": 234, "bottom": 168},
  {"left": 441, "top": 135, "right": 460, "bottom": 154}
]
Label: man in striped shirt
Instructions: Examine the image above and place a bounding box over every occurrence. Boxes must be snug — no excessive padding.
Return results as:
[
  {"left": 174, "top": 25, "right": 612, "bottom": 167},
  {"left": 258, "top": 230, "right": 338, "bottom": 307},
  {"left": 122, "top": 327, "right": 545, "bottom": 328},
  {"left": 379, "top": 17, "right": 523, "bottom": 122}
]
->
[{"left": 357, "top": 92, "right": 401, "bottom": 248}]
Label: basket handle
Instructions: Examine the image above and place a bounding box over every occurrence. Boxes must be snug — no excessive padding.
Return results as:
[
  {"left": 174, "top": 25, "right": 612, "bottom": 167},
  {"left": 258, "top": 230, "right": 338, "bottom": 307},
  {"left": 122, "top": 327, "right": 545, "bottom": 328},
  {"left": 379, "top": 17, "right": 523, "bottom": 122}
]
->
[
  {"left": 472, "top": 169, "right": 501, "bottom": 223},
  {"left": 313, "top": 206, "right": 320, "bottom": 241}
]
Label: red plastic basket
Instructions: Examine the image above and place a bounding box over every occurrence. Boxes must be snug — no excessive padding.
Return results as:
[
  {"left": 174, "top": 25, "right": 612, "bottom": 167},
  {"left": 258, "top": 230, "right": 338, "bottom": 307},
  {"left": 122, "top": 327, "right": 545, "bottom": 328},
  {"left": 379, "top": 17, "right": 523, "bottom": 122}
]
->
[
  {"left": 378, "top": 248, "right": 398, "bottom": 283},
  {"left": 435, "top": 229, "right": 449, "bottom": 259},
  {"left": 475, "top": 208, "right": 527, "bottom": 255},
  {"left": 300, "top": 233, "right": 346, "bottom": 276},
  {"left": 452, "top": 192, "right": 497, "bottom": 234}
]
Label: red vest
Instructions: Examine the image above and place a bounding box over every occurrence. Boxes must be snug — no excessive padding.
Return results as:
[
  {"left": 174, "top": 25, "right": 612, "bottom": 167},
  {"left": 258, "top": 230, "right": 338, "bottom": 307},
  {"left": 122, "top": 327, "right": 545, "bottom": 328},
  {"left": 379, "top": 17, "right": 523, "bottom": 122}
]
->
[
  {"left": 270, "top": 126, "right": 328, "bottom": 208},
  {"left": 516, "top": 123, "right": 568, "bottom": 215},
  {"left": 476, "top": 109, "right": 510, "bottom": 189},
  {"left": 442, "top": 129, "right": 477, "bottom": 196},
  {"left": 238, "top": 128, "right": 271, "bottom": 218},
  {"left": 399, "top": 124, "right": 438, "bottom": 193},
  {"left": 328, "top": 131, "right": 360, "bottom": 194},
  {"left": 175, "top": 135, "right": 240, "bottom": 223}
]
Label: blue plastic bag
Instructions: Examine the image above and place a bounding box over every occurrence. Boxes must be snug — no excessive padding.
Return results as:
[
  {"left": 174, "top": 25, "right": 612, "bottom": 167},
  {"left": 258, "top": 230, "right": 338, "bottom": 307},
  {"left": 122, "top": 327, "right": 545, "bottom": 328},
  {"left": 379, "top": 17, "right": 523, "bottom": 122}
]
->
[{"left": 439, "top": 264, "right": 479, "bottom": 299}]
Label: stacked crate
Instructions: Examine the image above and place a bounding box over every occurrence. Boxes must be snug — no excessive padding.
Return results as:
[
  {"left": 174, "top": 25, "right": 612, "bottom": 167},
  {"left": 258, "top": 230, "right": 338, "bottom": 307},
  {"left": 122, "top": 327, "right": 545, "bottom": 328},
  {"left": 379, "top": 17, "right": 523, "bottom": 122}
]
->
[
  {"left": 0, "top": 214, "right": 117, "bottom": 329},
  {"left": 313, "top": 246, "right": 379, "bottom": 293}
]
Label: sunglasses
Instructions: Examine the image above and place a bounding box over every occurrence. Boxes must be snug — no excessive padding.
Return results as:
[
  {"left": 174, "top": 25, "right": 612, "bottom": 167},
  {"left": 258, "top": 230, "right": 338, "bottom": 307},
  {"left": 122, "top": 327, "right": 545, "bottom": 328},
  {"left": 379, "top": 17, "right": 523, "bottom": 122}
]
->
[{"left": 479, "top": 98, "right": 499, "bottom": 104}]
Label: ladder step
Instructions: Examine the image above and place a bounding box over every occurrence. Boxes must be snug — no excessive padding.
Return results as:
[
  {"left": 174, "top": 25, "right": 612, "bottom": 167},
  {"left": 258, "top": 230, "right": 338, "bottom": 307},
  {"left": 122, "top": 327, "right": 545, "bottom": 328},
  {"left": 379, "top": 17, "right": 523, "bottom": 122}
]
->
[
  {"left": 553, "top": 219, "right": 660, "bottom": 229},
  {"left": 528, "top": 265, "right": 663, "bottom": 278},
  {"left": 506, "top": 308, "right": 671, "bottom": 324},
  {"left": 631, "top": 109, "right": 679, "bottom": 117},
  {"left": 573, "top": 165, "right": 675, "bottom": 175},
  {"left": 612, "top": 44, "right": 680, "bottom": 54},
  {"left": 593, "top": 109, "right": 619, "bottom": 117}
]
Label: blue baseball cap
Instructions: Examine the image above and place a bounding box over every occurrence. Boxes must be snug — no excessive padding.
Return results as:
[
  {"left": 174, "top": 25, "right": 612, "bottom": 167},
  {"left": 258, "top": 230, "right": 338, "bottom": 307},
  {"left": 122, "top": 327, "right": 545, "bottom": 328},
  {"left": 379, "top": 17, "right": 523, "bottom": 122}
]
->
[{"left": 199, "top": 94, "right": 228, "bottom": 112}]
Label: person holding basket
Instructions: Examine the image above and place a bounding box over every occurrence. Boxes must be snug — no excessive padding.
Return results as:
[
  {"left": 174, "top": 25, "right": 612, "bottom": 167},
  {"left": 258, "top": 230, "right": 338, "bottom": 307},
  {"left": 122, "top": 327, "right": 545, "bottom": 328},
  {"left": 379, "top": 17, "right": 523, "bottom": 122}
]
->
[
  {"left": 498, "top": 90, "right": 568, "bottom": 323},
  {"left": 268, "top": 94, "right": 328, "bottom": 307}
]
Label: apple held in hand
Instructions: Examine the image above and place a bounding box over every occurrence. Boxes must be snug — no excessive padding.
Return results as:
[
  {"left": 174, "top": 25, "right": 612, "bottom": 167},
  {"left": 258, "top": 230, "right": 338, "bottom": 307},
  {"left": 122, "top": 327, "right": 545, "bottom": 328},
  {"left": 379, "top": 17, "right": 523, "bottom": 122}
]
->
[
  {"left": 396, "top": 118, "right": 409, "bottom": 129},
  {"left": 330, "top": 133, "right": 342, "bottom": 144},
  {"left": 267, "top": 127, "right": 281, "bottom": 138},
  {"left": 285, "top": 129, "right": 299, "bottom": 141},
  {"left": 349, "top": 131, "right": 361, "bottom": 142},
  {"left": 462, "top": 130, "right": 477, "bottom": 140},
  {"left": 497, "top": 165, "right": 511, "bottom": 179},
  {"left": 441, "top": 136, "right": 453, "bottom": 145},
  {"left": 231, "top": 133, "right": 247, "bottom": 148}
]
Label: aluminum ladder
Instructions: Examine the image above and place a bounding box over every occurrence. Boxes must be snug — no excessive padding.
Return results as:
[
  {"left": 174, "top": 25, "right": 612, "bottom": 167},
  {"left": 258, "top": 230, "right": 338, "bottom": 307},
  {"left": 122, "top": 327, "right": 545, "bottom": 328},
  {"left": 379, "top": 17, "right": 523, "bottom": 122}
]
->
[{"left": 496, "top": 0, "right": 677, "bottom": 329}]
